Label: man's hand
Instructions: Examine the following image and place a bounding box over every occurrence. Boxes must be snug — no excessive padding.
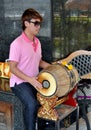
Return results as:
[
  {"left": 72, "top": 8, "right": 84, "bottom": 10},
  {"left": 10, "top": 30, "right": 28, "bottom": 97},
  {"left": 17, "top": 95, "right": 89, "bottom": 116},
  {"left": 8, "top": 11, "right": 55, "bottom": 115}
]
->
[{"left": 28, "top": 77, "right": 43, "bottom": 91}]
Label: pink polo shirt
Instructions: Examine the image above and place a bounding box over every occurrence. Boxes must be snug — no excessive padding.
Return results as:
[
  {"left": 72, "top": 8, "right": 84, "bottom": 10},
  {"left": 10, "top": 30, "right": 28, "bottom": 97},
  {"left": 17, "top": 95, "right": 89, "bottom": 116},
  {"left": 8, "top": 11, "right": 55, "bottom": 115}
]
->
[{"left": 9, "top": 32, "right": 42, "bottom": 87}]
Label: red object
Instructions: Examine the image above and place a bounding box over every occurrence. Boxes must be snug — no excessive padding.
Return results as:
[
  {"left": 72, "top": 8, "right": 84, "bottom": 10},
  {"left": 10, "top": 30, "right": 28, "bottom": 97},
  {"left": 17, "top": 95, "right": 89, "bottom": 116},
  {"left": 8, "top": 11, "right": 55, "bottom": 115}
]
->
[{"left": 63, "top": 86, "right": 78, "bottom": 107}]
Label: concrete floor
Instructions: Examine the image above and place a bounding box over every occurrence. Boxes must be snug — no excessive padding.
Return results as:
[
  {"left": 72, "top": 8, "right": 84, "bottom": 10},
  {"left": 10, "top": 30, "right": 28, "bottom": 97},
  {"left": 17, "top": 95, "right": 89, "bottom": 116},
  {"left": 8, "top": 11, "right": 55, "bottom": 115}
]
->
[{"left": 66, "top": 112, "right": 91, "bottom": 130}]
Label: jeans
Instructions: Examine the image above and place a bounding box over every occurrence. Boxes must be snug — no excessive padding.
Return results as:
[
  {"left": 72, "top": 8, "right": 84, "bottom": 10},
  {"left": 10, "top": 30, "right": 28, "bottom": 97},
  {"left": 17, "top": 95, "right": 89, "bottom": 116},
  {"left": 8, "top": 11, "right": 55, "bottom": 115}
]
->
[{"left": 11, "top": 82, "right": 39, "bottom": 130}]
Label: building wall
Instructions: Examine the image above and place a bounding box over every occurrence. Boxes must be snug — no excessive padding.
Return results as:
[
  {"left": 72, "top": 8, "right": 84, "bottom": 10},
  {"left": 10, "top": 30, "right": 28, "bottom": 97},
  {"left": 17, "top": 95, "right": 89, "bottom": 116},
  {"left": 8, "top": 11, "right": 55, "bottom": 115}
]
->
[{"left": 0, "top": 0, "right": 53, "bottom": 62}]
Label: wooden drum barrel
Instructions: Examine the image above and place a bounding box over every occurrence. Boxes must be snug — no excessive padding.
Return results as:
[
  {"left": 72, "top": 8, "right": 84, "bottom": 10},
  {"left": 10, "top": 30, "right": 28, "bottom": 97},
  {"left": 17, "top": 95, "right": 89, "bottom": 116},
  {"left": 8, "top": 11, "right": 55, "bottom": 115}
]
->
[{"left": 37, "top": 63, "right": 79, "bottom": 97}]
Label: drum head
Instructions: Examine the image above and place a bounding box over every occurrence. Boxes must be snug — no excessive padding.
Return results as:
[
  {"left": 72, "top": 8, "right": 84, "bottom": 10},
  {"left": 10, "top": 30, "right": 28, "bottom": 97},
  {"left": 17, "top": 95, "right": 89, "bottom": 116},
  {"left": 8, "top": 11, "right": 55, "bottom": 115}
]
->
[{"left": 37, "top": 72, "right": 57, "bottom": 97}]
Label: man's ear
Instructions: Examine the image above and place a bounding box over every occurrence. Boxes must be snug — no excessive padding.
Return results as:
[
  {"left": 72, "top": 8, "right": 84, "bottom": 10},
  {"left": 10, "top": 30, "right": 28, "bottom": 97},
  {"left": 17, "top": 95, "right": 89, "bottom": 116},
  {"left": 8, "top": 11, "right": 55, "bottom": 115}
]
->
[{"left": 24, "top": 21, "right": 29, "bottom": 27}]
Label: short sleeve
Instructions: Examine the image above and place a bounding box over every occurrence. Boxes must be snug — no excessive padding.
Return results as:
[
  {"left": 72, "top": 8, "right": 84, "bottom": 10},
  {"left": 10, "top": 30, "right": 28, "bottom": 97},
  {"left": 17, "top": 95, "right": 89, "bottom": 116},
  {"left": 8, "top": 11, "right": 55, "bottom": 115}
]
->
[{"left": 9, "top": 40, "right": 21, "bottom": 62}]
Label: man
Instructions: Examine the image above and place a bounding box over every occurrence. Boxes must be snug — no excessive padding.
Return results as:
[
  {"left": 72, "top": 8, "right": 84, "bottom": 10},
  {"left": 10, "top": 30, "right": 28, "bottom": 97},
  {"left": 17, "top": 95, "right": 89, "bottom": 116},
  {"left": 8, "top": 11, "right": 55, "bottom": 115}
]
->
[{"left": 9, "top": 8, "right": 51, "bottom": 130}]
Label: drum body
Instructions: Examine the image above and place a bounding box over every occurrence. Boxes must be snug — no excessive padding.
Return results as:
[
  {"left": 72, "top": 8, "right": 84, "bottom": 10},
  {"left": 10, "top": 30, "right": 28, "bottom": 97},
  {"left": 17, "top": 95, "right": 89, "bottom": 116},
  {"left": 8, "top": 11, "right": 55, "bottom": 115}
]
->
[{"left": 38, "top": 64, "right": 79, "bottom": 97}]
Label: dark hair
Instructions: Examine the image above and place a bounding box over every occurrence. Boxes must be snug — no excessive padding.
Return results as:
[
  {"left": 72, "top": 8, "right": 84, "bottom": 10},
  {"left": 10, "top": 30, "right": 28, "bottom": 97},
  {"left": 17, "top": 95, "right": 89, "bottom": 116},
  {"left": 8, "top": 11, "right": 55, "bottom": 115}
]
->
[{"left": 21, "top": 8, "right": 43, "bottom": 30}]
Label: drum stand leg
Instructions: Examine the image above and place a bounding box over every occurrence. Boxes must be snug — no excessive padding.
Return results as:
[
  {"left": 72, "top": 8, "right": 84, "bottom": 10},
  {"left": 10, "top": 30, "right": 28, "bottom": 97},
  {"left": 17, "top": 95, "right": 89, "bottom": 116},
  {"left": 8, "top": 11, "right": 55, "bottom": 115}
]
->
[
  {"left": 37, "top": 93, "right": 70, "bottom": 121},
  {"left": 37, "top": 93, "right": 59, "bottom": 120},
  {"left": 37, "top": 87, "right": 78, "bottom": 121}
]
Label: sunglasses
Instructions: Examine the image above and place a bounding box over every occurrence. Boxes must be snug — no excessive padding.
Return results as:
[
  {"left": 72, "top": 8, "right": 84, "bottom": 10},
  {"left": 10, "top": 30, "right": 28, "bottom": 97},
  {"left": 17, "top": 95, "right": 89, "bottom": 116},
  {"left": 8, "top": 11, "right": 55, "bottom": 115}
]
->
[{"left": 29, "top": 20, "right": 41, "bottom": 27}]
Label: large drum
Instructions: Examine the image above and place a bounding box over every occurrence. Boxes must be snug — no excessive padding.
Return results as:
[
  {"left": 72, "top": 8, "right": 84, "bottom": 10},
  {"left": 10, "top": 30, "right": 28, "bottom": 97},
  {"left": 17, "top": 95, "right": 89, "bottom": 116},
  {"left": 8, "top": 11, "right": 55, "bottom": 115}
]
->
[{"left": 37, "top": 63, "right": 79, "bottom": 97}]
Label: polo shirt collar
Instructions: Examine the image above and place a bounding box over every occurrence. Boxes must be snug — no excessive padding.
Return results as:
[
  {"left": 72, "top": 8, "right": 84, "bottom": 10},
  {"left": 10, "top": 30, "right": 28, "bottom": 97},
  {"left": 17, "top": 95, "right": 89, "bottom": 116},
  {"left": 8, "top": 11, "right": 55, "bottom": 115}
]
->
[
  {"left": 22, "top": 32, "right": 35, "bottom": 43},
  {"left": 21, "top": 32, "right": 38, "bottom": 52}
]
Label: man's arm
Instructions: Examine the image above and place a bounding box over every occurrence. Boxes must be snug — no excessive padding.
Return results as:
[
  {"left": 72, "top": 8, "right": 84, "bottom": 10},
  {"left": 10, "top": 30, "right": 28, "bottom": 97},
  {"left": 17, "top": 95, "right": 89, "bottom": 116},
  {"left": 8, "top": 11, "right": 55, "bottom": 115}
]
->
[
  {"left": 9, "top": 61, "right": 42, "bottom": 90},
  {"left": 39, "top": 59, "right": 51, "bottom": 69}
]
